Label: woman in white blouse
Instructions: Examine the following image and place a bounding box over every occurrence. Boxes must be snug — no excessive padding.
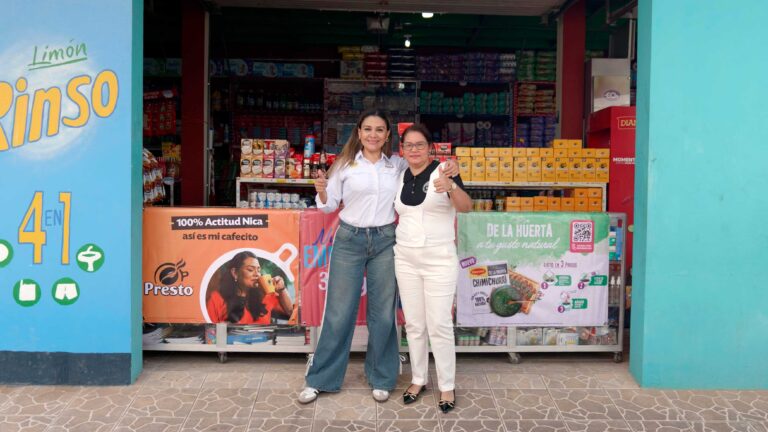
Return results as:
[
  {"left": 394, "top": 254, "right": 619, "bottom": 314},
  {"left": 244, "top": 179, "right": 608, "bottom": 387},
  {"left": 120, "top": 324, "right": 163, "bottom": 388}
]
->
[{"left": 394, "top": 124, "right": 471, "bottom": 413}]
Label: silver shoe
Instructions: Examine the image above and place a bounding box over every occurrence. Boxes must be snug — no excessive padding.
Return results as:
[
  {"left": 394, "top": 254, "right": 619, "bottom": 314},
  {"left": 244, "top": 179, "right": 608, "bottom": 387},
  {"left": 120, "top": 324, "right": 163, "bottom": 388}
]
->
[
  {"left": 372, "top": 389, "right": 390, "bottom": 402},
  {"left": 298, "top": 387, "right": 319, "bottom": 404}
]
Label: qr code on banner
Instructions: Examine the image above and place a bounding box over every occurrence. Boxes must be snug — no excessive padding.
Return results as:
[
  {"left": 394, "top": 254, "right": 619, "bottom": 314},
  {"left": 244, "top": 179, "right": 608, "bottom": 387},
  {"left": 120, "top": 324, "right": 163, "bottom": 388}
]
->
[{"left": 570, "top": 220, "right": 595, "bottom": 252}]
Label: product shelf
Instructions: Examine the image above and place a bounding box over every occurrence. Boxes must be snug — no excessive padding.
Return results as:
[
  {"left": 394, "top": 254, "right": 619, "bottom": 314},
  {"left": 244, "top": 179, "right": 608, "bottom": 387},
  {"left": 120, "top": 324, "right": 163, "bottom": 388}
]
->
[{"left": 418, "top": 112, "right": 511, "bottom": 119}]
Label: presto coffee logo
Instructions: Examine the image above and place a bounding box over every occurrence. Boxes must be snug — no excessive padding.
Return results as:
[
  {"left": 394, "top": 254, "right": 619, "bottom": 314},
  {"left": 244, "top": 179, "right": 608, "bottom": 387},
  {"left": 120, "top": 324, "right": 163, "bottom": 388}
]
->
[
  {"left": 145, "top": 259, "right": 193, "bottom": 296},
  {"left": 154, "top": 260, "right": 189, "bottom": 284}
]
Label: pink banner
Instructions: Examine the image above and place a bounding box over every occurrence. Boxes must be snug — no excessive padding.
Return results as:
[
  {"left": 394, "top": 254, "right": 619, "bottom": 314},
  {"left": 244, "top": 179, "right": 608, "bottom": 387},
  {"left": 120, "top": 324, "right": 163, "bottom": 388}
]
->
[{"left": 299, "top": 210, "right": 403, "bottom": 327}]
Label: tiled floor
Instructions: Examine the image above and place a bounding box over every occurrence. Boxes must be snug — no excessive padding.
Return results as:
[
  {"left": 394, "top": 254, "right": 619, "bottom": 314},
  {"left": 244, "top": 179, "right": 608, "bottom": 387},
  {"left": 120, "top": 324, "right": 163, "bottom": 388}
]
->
[{"left": 1, "top": 351, "right": 767, "bottom": 432}]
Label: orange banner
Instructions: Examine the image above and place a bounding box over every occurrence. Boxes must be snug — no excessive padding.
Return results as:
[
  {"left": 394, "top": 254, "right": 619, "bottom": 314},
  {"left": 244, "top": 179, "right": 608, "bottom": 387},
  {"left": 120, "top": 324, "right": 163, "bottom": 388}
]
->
[{"left": 142, "top": 208, "right": 300, "bottom": 324}]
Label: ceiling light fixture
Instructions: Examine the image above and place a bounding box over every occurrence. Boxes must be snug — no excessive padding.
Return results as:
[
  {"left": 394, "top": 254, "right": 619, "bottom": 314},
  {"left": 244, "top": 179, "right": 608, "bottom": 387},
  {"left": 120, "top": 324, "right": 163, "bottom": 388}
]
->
[
  {"left": 421, "top": 12, "right": 434, "bottom": 19},
  {"left": 404, "top": 34, "right": 411, "bottom": 48}
]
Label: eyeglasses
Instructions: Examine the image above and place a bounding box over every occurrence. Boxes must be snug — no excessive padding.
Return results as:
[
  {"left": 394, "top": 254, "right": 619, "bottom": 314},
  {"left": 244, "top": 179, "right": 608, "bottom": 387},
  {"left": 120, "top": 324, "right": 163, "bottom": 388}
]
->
[{"left": 402, "top": 141, "right": 428, "bottom": 151}]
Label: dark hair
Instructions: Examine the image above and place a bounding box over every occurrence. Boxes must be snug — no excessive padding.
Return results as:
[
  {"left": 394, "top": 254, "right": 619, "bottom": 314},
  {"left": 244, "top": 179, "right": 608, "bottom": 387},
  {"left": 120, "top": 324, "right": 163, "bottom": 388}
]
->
[
  {"left": 400, "top": 123, "right": 433, "bottom": 145},
  {"left": 328, "top": 109, "right": 392, "bottom": 176},
  {"left": 219, "top": 251, "right": 267, "bottom": 323}
]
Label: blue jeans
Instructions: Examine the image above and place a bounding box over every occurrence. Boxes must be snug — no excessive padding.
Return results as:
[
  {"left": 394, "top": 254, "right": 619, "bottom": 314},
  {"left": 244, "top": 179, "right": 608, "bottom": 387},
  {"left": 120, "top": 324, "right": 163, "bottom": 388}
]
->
[{"left": 305, "top": 221, "right": 400, "bottom": 392}]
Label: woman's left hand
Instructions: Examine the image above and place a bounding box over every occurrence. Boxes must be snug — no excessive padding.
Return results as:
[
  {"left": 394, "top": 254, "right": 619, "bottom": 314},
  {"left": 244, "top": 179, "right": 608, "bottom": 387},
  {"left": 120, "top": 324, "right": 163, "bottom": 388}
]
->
[
  {"left": 433, "top": 166, "right": 455, "bottom": 193},
  {"left": 273, "top": 276, "right": 286, "bottom": 293},
  {"left": 442, "top": 159, "right": 459, "bottom": 177}
]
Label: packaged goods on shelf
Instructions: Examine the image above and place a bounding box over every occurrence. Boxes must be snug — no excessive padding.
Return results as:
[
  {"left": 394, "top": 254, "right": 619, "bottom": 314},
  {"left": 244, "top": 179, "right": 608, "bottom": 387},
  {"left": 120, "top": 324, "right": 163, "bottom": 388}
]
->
[
  {"left": 161, "top": 324, "right": 206, "bottom": 344},
  {"left": 516, "top": 327, "right": 543, "bottom": 345},
  {"left": 274, "top": 327, "right": 309, "bottom": 346},
  {"left": 142, "top": 148, "right": 166, "bottom": 204},
  {"left": 417, "top": 52, "right": 516, "bottom": 82}
]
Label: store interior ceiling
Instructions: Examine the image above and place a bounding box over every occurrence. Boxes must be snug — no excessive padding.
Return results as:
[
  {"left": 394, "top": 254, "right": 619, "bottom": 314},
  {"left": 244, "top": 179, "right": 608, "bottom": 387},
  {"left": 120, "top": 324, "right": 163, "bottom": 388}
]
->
[{"left": 145, "top": 0, "right": 632, "bottom": 58}]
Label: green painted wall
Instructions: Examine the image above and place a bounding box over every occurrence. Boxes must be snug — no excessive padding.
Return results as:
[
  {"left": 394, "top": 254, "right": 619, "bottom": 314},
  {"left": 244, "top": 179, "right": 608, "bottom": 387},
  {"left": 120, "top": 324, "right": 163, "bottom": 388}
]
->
[{"left": 631, "top": 0, "right": 768, "bottom": 388}]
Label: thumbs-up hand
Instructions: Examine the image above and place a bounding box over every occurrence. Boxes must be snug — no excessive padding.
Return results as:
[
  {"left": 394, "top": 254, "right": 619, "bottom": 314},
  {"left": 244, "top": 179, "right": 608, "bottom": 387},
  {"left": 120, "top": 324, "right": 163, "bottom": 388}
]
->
[
  {"left": 433, "top": 165, "right": 454, "bottom": 193},
  {"left": 314, "top": 169, "right": 328, "bottom": 194},
  {"left": 442, "top": 158, "right": 459, "bottom": 178}
]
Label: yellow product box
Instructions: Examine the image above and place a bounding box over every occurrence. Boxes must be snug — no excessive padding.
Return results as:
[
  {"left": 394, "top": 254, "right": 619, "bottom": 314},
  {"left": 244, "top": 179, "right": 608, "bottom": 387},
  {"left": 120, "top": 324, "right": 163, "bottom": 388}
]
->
[
  {"left": 556, "top": 158, "right": 571, "bottom": 182},
  {"left": 455, "top": 147, "right": 471, "bottom": 157},
  {"left": 553, "top": 139, "right": 569, "bottom": 149},
  {"left": 595, "top": 148, "right": 610, "bottom": 158},
  {"left": 485, "top": 158, "right": 500, "bottom": 182},
  {"left": 582, "top": 158, "right": 597, "bottom": 181},
  {"left": 527, "top": 157, "right": 541, "bottom": 182},
  {"left": 526, "top": 148, "right": 540, "bottom": 157},
  {"left": 540, "top": 148, "right": 554, "bottom": 158},
  {"left": 569, "top": 139, "right": 583, "bottom": 149},
  {"left": 499, "top": 157, "right": 514, "bottom": 181},
  {"left": 568, "top": 148, "right": 582, "bottom": 158},
  {"left": 513, "top": 157, "right": 528, "bottom": 182},
  {"left": 541, "top": 157, "right": 556, "bottom": 182},
  {"left": 533, "top": 197, "right": 548, "bottom": 208},
  {"left": 512, "top": 148, "right": 527, "bottom": 158},
  {"left": 561, "top": 197, "right": 575, "bottom": 211},
  {"left": 554, "top": 148, "right": 568, "bottom": 158},
  {"left": 498, "top": 148, "right": 514, "bottom": 158},
  {"left": 575, "top": 197, "right": 589, "bottom": 212},
  {"left": 588, "top": 198, "right": 603, "bottom": 212},
  {"left": 471, "top": 158, "right": 486, "bottom": 181},
  {"left": 520, "top": 197, "right": 534, "bottom": 211},
  {"left": 573, "top": 188, "right": 589, "bottom": 198},
  {"left": 470, "top": 147, "right": 485, "bottom": 158},
  {"left": 485, "top": 148, "right": 500, "bottom": 158},
  {"left": 570, "top": 158, "right": 583, "bottom": 181},
  {"left": 458, "top": 157, "right": 472, "bottom": 179},
  {"left": 596, "top": 158, "right": 610, "bottom": 182},
  {"left": 583, "top": 149, "right": 597, "bottom": 158},
  {"left": 588, "top": 188, "right": 602, "bottom": 198},
  {"left": 505, "top": 197, "right": 520, "bottom": 211},
  {"left": 547, "top": 197, "right": 561, "bottom": 211}
]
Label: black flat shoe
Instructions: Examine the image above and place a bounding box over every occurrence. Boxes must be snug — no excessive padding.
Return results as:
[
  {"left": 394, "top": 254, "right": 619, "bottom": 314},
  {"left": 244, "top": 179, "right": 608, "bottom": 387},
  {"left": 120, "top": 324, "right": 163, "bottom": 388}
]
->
[
  {"left": 402, "top": 385, "right": 427, "bottom": 405},
  {"left": 438, "top": 390, "right": 456, "bottom": 413}
]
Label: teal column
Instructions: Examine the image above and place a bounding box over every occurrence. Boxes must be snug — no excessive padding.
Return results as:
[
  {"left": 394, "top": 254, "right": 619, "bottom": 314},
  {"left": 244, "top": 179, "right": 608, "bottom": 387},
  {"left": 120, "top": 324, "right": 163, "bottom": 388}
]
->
[{"left": 632, "top": 0, "right": 768, "bottom": 388}]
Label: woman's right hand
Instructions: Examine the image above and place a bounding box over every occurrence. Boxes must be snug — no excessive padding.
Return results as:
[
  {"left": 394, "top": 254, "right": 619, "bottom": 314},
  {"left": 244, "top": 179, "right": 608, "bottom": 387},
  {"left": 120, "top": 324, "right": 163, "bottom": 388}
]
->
[{"left": 314, "top": 170, "right": 328, "bottom": 194}]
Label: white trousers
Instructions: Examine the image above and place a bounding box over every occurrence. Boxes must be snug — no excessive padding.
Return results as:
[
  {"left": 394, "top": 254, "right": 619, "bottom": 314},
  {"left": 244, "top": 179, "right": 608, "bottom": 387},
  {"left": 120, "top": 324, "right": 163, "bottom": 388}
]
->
[{"left": 394, "top": 242, "right": 457, "bottom": 392}]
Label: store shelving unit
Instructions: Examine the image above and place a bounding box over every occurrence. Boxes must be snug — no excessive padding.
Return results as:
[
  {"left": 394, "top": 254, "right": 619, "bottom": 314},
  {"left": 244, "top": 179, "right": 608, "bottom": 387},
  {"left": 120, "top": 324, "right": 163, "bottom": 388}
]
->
[
  {"left": 418, "top": 80, "right": 513, "bottom": 148},
  {"left": 144, "top": 323, "right": 316, "bottom": 363},
  {"left": 513, "top": 81, "right": 557, "bottom": 147},
  {"left": 323, "top": 79, "right": 418, "bottom": 154}
]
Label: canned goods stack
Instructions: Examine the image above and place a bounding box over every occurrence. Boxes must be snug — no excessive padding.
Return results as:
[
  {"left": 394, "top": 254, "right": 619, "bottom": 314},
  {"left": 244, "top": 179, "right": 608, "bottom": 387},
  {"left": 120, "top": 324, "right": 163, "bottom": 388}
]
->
[{"left": 242, "top": 191, "right": 313, "bottom": 209}]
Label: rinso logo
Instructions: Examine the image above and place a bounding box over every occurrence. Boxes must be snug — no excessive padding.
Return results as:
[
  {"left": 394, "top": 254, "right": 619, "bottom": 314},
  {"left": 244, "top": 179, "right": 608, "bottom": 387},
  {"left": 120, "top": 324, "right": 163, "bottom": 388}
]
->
[{"left": 145, "top": 259, "right": 193, "bottom": 296}]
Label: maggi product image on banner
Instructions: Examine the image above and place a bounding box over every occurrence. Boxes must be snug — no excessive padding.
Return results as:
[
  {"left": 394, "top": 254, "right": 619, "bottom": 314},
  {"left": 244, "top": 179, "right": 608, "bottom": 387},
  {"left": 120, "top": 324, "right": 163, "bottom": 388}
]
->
[
  {"left": 456, "top": 212, "right": 609, "bottom": 327},
  {"left": 143, "top": 208, "right": 300, "bottom": 324}
]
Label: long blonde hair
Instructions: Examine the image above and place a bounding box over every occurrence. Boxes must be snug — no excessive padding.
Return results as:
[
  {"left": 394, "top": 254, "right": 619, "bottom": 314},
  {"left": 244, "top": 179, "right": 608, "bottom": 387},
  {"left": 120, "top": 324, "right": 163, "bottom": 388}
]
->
[{"left": 327, "top": 109, "right": 392, "bottom": 177}]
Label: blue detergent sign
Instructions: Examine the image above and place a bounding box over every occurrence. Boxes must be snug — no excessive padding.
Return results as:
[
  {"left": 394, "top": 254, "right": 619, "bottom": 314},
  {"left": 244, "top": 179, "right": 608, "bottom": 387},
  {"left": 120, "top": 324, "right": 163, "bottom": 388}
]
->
[{"left": 0, "top": 0, "right": 141, "bottom": 355}]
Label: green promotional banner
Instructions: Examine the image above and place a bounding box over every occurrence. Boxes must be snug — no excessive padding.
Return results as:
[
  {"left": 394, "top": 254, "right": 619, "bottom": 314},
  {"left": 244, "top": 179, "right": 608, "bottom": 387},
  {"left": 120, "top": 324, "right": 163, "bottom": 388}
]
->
[{"left": 457, "top": 212, "right": 610, "bottom": 327}]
